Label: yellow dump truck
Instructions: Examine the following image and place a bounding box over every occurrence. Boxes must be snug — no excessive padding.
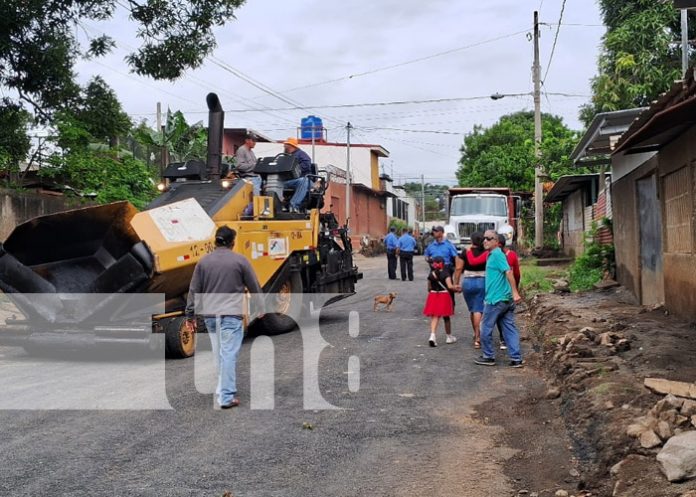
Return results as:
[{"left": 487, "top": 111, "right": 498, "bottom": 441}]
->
[{"left": 0, "top": 94, "right": 361, "bottom": 358}]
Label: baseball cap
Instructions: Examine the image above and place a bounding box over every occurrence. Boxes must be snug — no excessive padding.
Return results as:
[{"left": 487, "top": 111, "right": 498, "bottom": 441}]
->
[
  {"left": 215, "top": 226, "right": 236, "bottom": 246},
  {"left": 431, "top": 225, "right": 444, "bottom": 232}
]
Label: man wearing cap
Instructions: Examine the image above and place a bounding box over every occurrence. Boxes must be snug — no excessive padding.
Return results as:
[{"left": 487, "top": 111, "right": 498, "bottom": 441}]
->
[
  {"left": 235, "top": 133, "right": 261, "bottom": 215},
  {"left": 396, "top": 228, "right": 417, "bottom": 281},
  {"left": 283, "top": 137, "right": 313, "bottom": 213},
  {"left": 424, "top": 226, "right": 458, "bottom": 272},
  {"left": 185, "top": 226, "right": 264, "bottom": 408}
]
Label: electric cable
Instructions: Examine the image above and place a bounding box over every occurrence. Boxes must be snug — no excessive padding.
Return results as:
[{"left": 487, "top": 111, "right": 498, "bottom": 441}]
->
[{"left": 542, "top": 0, "right": 567, "bottom": 85}]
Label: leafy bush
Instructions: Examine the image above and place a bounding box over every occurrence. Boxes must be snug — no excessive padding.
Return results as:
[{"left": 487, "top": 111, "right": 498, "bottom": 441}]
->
[
  {"left": 388, "top": 218, "right": 408, "bottom": 233},
  {"left": 40, "top": 150, "right": 157, "bottom": 209},
  {"left": 568, "top": 220, "right": 615, "bottom": 292}
]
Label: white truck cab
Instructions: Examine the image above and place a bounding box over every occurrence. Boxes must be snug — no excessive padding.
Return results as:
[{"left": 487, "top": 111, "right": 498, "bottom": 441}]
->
[{"left": 448, "top": 192, "right": 517, "bottom": 250}]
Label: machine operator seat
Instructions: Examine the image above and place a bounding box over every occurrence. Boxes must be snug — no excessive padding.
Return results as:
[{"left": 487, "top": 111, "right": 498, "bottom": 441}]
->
[{"left": 253, "top": 153, "right": 321, "bottom": 214}]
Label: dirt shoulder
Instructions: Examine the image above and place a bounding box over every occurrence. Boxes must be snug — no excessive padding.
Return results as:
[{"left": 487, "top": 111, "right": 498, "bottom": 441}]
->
[{"left": 519, "top": 287, "right": 696, "bottom": 497}]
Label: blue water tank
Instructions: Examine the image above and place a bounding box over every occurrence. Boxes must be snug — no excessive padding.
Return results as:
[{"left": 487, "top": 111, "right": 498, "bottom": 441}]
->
[{"left": 301, "top": 116, "right": 323, "bottom": 140}]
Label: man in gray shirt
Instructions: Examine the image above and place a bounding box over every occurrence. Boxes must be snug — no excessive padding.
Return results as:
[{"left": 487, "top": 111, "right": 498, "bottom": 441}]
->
[
  {"left": 185, "top": 226, "right": 263, "bottom": 408},
  {"left": 235, "top": 134, "right": 262, "bottom": 216}
]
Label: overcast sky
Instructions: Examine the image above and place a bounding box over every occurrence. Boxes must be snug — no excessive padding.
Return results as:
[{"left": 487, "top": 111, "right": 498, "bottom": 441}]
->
[{"left": 74, "top": 0, "right": 605, "bottom": 185}]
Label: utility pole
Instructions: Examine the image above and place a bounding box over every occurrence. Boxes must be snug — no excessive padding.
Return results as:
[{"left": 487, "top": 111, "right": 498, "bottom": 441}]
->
[
  {"left": 156, "top": 102, "right": 164, "bottom": 178},
  {"left": 345, "top": 122, "right": 353, "bottom": 228},
  {"left": 421, "top": 174, "right": 426, "bottom": 232},
  {"left": 311, "top": 124, "right": 316, "bottom": 163},
  {"left": 533, "top": 10, "right": 544, "bottom": 250}
]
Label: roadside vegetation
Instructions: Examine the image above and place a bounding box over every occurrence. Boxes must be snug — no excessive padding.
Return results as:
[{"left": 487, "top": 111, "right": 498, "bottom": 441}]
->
[
  {"left": 519, "top": 257, "right": 567, "bottom": 298},
  {"left": 567, "top": 220, "right": 615, "bottom": 292}
]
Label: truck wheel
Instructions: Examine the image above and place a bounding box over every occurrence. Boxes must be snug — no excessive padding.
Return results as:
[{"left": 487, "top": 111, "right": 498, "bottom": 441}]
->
[
  {"left": 254, "top": 272, "right": 303, "bottom": 335},
  {"left": 165, "top": 316, "right": 196, "bottom": 359}
]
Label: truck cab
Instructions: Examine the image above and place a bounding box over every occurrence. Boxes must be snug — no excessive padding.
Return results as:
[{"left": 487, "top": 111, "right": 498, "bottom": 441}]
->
[{"left": 447, "top": 188, "right": 522, "bottom": 249}]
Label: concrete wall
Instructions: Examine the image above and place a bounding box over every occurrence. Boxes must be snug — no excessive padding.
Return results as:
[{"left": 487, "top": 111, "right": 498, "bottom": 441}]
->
[
  {"left": 1, "top": 189, "right": 78, "bottom": 242},
  {"left": 322, "top": 182, "right": 388, "bottom": 248},
  {"left": 611, "top": 156, "right": 657, "bottom": 301},
  {"left": 658, "top": 125, "right": 696, "bottom": 321}
]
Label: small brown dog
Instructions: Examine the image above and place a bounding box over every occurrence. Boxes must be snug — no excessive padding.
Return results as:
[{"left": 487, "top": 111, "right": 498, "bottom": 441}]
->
[{"left": 373, "top": 292, "right": 397, "bottom": 311}]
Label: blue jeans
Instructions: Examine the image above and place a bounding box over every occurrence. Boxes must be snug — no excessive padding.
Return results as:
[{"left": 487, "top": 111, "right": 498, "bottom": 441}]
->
[
  {"left": 284, "top": 177, "right": 310, "bottom": 209},
  {"left": 480, "top": 301, "right": 522, "bottom": 361},
  {"left": 242, "top": 176, "right": 263, "bottom": 216},
  {"left": 204, "top": 316, "right": 244, "bottom": 405}
]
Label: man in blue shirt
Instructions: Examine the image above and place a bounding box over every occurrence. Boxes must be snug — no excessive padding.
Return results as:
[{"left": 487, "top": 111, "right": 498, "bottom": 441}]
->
[
  {"left": 283, "top": 138, "right": 313, "bottom": 213},
  {"left": 474, "top": 229, "right": 523, "bottom": 368},
  {"left": 384, "top": 227, "right": 399, "bottom": 280},
  {"left": 424, "top": 225, "right": 458, "bottom": 272},
  {"left": 396, "top": 228, "right": 417, "bottom": 281}
]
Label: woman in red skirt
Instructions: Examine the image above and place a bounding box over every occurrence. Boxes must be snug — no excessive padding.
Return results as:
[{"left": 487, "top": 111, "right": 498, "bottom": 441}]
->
[{"left": 423, "top": 256, "right": 460, "bottom": 347}]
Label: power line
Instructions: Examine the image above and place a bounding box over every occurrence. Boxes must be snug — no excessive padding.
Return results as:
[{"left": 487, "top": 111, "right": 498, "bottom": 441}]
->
[
  {"left": 543, "top": 22, "right": 604, "bottom": 28},
  {"left": 542, "top": 0, "right": 567, "bottom": 85},
  {"left": 358, "top": 126, "right": 463, "bottom": 136},
  {"left": 208, "top": 56, "right": 346, "bottom": 128},
  {"left": 269, "top": 28, "right": 531, "bottom": 95}
]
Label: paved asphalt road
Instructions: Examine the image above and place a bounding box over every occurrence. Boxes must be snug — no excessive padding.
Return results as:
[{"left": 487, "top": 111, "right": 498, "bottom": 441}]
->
[{"left": 0, "top": 255, "right": 532, "bottom": 497}]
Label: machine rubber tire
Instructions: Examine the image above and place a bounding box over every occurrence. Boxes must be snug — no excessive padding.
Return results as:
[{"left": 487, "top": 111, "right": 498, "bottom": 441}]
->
[
  {"left": 165, "top": 316, "right": 197, "bottom": 359},
  {"left": 253, "top": 272, "right": 303, "bottom": 335}
]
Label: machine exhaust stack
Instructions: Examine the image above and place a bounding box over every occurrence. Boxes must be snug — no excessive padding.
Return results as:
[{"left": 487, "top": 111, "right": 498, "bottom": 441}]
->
[{"left": 206, "top": 92, "right": 224, "bottom": 181}]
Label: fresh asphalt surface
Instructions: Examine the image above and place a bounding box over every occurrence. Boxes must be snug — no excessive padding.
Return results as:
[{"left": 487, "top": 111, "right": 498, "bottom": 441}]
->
[{"left": 0, "top": 255, "right": 530, "bottom": 496}]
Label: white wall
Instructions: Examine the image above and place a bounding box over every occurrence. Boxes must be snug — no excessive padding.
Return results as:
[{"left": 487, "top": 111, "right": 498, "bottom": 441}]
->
[
  {"left": 390, "top": 187, "right": 418, "bottom": 229},
  {"left": 253, "top": 143, "right": 375, "bottom": 188}
]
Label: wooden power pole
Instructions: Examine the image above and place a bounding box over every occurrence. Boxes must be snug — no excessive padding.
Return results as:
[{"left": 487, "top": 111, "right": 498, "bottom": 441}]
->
[{"left": 533, "top": 11, "right": 544, "bottom": 250}]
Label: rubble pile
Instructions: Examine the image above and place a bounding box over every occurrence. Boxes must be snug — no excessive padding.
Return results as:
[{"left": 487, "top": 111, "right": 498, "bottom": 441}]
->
[{"left": 525, "top": 291, "right": 696, "bottom": 497}]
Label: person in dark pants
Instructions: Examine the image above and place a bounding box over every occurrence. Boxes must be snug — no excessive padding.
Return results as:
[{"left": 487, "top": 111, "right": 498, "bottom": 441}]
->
[
  {"left": 384, "top": 227, "right": 399, "bottom": 280},
  {"left": 396, "top": 228, "right": 416, "bottom": 281}
]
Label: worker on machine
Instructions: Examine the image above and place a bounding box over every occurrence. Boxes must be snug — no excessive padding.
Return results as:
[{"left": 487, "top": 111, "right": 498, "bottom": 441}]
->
[{"left": 282, "top": 138, "right": 313, "bottom": 213}]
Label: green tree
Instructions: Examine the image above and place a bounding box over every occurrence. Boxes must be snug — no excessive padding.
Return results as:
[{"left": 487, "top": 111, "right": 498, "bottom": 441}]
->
[
  {"left": 1, "top": 1, "right": 244, "bottom": 186},
  {"left": 0, "top": 99, "right": 32, "bottom": 180},
  {"left": 401, "top": 183, "right": 449, "bottom": 221},
  {"left": 580, "top": 1, "right": 695, "bottom": 125},
  {"left": 41, "top": 114, "right": 156, "bottom": 209},
  {"left": 456, "top": 111, "right": 580, "bottom": 192},
  {"left": 134, "top": 111, "right": 208, "bottom": 162},
  {"left": 75, "top": 76, "right": 132, "bottom": 147},
  {"left": 0, "top": 0, "right": 245, "bottom": 120}
]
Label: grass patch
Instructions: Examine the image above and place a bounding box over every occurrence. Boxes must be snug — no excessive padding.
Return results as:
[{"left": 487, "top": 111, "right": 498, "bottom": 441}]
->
[{"left": 519, "top": 259, "right": 559, "bottom": 297}]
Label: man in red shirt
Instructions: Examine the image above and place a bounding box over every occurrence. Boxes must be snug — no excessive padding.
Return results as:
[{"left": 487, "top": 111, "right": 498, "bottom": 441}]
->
[{"left": 497, "top": 234, "right": 521, "bottom": 350}]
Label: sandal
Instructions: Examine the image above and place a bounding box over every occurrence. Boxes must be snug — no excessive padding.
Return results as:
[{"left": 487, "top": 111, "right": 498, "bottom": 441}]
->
[{"left": 474, "top": 340, "right": 481, "bottom": 349}]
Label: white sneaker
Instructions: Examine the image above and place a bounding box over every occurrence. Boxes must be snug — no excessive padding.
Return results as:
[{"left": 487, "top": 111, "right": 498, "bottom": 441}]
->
[
  {"left": 500, "top": 342, "right": 508, "bottom": 350},
  {"left": 428, "top": 334, "right": 437, "bottom": 347},
  {"left": 446, "top": 335, "right": 457, "bottom": 344}
]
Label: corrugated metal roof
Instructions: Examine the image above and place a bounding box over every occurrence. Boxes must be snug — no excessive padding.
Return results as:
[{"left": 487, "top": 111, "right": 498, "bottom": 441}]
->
[
  {"left": 545, "top": 173, "right": 607, "bottom": 203},
  {"left": 571, "top": 108, "right": 647, "bottom": 166}
]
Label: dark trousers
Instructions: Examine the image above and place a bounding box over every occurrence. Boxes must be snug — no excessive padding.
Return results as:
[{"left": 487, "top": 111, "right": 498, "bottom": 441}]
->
[
  {"left": 386, "top": 250, "right": 397, "bottom": 279},
  {"left": 399, "top": 252, "right": 414, "bottom": 281}
]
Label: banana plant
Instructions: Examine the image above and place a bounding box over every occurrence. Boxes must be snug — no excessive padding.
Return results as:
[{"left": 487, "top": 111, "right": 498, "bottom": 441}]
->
[{"left": 134, "top": 110, "right": 208, "bottom": 163}]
